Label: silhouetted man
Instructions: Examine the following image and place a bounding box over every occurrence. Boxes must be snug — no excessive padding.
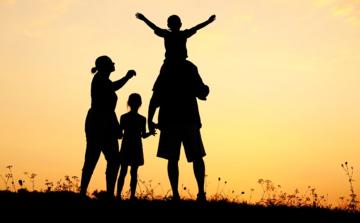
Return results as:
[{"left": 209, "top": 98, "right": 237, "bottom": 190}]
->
[{"left": 148, "top": 61, "right": 209, "bottom": 202}]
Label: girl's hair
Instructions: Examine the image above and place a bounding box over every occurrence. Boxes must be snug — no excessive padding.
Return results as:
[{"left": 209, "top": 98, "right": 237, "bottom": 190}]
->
[
  {"left": 91, "top": 55, "right": 112, "bottom": 74},
  {"left": 128, "top": 93, "right": 142, "bottom": 110}
]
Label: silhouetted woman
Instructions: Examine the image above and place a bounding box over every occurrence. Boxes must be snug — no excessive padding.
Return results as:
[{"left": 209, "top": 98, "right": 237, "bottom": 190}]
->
[{"left": 80, "top": 55, "right": 135, "bottom": 198}]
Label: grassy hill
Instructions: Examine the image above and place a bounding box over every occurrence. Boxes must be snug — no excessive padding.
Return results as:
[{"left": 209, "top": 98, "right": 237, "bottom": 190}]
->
[{"left": 1, "top": 190, "right": 359, "bottom": 223}]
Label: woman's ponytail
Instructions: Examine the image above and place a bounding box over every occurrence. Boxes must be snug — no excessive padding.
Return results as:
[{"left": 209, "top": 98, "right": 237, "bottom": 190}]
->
[{"left": 91, "top": 67, "right": 97, "bottom": 74}]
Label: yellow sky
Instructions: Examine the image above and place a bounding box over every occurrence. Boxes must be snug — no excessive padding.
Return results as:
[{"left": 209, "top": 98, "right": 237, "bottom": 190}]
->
[{"left": 1, "top": 0, "right": 360, "bottom": 204}]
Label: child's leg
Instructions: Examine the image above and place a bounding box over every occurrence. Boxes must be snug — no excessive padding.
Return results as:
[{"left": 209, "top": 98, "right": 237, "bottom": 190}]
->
[
  {"left": 116, "top": 165, "right": 128, "bottom": 199},
  {"left": 130, "top": 166, "right": 139, "bottom": 199}
]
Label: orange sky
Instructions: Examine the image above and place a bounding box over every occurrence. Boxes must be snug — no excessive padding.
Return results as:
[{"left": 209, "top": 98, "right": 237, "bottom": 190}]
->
[{"left": 1, "top": 0, "right": 360, "bottom": 205}]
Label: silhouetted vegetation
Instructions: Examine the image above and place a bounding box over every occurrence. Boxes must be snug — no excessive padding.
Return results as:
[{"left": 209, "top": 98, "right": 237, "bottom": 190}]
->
[{"left": 1, "top": 163, "right": 360, "bottom": 222}]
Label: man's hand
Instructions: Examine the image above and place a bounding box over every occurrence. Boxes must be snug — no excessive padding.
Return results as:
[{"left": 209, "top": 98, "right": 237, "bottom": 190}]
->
[
  {"left": 148, "top": 121, "right": 158, "bottom": 133},
  {"left": 197, "top": 84, "right": 210, "bottom": 101},
  {"left": 149, "top": 129, "right": 157, "bottom": 136}
]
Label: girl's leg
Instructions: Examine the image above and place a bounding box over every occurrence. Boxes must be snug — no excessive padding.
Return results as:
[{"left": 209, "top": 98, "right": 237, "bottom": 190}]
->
[
  {"left": 130, "top": 166, "right": 139, "bottom": 200},
  {"left": 116, "top": 165, "right": 128, "bottom": 199}
]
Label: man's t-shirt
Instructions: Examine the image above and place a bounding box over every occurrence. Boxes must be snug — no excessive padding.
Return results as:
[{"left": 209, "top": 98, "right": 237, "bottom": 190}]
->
[{"left": 152, "top": 61, "right": 208, "bottom": 129}]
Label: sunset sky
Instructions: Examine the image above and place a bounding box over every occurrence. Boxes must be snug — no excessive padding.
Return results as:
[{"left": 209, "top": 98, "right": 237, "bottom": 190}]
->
[{"left": 1, "top": 0, "right": 360, "bottom": 204}]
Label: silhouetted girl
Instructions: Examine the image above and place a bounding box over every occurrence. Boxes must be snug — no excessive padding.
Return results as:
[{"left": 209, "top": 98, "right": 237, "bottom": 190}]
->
[
  {"left": 80, "top": 55, "right": 135, "bottom": 198},
  {"left": 117, "top": 93, "right": 155, "bottom": 200}
]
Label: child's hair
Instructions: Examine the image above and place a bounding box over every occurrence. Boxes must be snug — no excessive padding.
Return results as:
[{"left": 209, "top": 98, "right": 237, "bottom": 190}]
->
[
  {"left": 167, "top": 15, "right": 182, "bottom": 31},
  {"left": 128, "top": 93, "right": 142, "bottom": 111}
]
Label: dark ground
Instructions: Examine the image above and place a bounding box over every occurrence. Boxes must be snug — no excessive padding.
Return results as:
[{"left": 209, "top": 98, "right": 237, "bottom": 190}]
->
[{"left": 1, "top": 190, "right": 359, "bottom": 223}]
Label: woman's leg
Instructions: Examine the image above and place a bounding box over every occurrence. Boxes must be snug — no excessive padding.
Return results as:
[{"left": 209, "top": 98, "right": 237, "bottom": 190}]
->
[
  {"left": 103, "top": 139, "right": 120, "bottom": 198},
  {"left": 80, "top": 140, "right": 101, "bottom": 196},
  {"left": 117, "top": 165, "right": 128, "bottom": 199}
]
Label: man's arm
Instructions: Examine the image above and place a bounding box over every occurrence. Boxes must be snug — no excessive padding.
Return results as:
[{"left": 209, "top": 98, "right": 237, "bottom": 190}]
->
[
  {"left": 118, "top": 116, "right": 124, "bottom": 139},
  {"left": 136, "top": 13, "right": 161, "bottom": 32},
  {"left": 148, "top": 92, "right": 160, "bottom": 132},
  {"left": 189, "top": 15, "right": 216, "bottom": 32}
]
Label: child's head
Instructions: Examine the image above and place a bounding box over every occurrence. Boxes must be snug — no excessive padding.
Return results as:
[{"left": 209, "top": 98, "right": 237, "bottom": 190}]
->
[
  {"left": 167, "top": 15, "right": 182, "bottom": 31},
  {"left": 128, "top": 93, "right": 142, "bottom": 111}
]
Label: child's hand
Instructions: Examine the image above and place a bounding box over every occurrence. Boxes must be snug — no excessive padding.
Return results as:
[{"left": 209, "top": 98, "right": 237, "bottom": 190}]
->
[
  {"left": 149, "top": 129, "right": 157, "bottom": 136},
  {"left": 209, "top": 15, "right": 216, "bottom": 22},
  {"left": 136, "top": 13, "right": 145, "bottom": 21},
  {"left": 118, "top": 132, "right": 123, "bottom": 139},
  {"left": 126, "top": 70, "right": 136, "bottom": 79}
]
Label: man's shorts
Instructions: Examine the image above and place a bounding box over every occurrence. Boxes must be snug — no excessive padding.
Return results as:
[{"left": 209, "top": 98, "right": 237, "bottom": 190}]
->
[{"left": 157, "top": 125, "right": 206, "bottom": 162}]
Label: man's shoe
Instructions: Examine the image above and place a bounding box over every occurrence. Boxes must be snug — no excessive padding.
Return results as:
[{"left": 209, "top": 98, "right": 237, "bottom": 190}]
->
[{"left": 196, "top": 192, "right": 206, "bottom": 203}]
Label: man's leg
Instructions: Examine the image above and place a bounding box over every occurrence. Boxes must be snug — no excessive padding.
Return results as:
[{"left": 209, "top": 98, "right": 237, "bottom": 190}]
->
[
  {"left": 168, "top": 159, "right": 180, "bottom": 200},
  {"left": 193, "top": 158, "right": 206, "bottom": 201}
]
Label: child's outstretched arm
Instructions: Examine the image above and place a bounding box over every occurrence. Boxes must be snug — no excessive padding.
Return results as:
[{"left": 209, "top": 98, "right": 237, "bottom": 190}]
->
[
  {"left": 136, "top": 13, "right": 161, "bottom": 31},
  {"left": 189, "top": 15, "right": 216, "bottom": 32}
]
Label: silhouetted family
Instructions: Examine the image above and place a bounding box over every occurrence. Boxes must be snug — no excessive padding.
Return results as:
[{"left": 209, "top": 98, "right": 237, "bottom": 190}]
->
[{"left": 80, "top": 13, "right": 216, "bottom": 202}]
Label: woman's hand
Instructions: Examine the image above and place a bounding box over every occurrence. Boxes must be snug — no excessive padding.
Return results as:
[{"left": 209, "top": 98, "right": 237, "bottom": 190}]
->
[{"left": 126, "top": 70, "right": 136, "bottom": 79}]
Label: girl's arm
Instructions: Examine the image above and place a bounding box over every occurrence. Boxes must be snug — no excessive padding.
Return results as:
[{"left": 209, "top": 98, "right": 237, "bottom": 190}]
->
[
  {"left": 189, "top": 15, "right": 216, "bottom": 32},
  {"left": 136, "top": 13, "right": 161, "bottom": 32},
  {"left": 112, "top": 70, "right": 136, "bottom": 91},
  {"left": 142, "top": 131, "right": 156, "bottom": 139},
  {"left": 142, "top": 117, "right": 156, "bottom": 138}
]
